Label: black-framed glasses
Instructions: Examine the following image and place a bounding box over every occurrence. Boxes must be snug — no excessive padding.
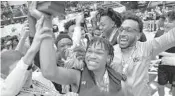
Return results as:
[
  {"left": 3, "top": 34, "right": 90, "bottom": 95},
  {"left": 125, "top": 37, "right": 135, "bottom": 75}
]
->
[{"left": 118, "top": 26, "right": 139, "bottom": 33}]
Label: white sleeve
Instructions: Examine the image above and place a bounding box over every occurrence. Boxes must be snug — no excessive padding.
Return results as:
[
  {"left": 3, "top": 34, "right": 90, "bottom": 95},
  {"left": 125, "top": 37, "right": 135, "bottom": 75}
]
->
[
  {"left": 145, "top": 28, "right": 175, "bottom": 56},
  {"left": 1, "top": 58, "right": 30, "bottom": 96}
]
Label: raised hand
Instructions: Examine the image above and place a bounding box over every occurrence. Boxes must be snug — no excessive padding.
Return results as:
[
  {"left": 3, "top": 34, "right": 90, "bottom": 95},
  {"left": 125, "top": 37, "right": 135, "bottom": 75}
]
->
[
  {"left": 20, "top": 20, "right": 30, "bottom": 39},
  {"left": 28, "top": 1, "right": 50, "bottom": 20},
  {"left": 76, "top": 13, "right": 85, "bottom": 26},
  {"left": 73, "top": 46, "right": 86, "bottom": 60}
]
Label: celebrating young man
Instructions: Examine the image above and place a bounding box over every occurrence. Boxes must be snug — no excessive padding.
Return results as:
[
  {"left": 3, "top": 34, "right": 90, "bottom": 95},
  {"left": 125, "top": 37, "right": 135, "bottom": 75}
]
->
[{"left": 111, "top": 13, "right": 175, "bottom": 96}]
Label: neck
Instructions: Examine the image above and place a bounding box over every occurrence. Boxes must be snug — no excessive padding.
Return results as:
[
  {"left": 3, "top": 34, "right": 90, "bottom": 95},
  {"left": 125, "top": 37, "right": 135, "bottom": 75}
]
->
[
  {"left": 93, "top": 67, "right": 106, "bottom": 82},
  {"left": 121, "top": 43, "right": 136, "bottom": 54}
]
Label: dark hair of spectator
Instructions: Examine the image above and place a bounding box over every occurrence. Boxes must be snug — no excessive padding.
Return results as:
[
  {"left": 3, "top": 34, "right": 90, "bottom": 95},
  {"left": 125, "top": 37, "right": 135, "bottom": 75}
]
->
[
  {"left": 55, "top": 33, "right": 72, "bottom": 47},
  {"left": 123, "top": 13, "right": 143, "bottom": 33},
  {"left": 97, "top": 8, "right": 122, "bottom": 28},
  {"left": 87, "top": 37, "right": 114, "bottom": 63}
]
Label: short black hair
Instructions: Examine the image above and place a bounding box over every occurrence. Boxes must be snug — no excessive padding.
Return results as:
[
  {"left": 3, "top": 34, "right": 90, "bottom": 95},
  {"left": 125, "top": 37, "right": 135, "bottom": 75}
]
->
[
  {"left": 64, "top": 20, "right": 75, "bottom": 31},
  {"left": 123, "top": 13, "right": 143, "bottom": 33},
  {"left": 87, "top": 37, "right": 114, "bottom": 62},
  {"left": 97, "top": 8, "right": 122, "bottom": 28},
  {"left": 55, "top": 33, "right": 72, "bottom": 47},
  {"left": 166, "top": 10, "right": 175, "bottom": 21}
]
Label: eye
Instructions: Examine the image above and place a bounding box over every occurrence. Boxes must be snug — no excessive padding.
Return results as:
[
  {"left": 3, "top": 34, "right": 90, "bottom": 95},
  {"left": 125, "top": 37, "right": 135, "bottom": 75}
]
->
[
  {"left": 60, "top": 45, "right": 65, "bottom": 48},
  {"left": 95, "top": 51, "right": 104, "bottom": 55}
]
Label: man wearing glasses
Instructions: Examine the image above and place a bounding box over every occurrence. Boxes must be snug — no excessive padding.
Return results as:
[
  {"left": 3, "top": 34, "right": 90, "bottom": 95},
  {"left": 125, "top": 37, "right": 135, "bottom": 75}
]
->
[{"left": 111, "top": 13, "right": 175, "bottom": 96}]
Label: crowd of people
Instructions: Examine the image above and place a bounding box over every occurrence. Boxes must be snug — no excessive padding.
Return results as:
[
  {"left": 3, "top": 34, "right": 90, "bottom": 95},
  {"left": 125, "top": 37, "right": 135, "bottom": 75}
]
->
[{"left": 1, "top": 1, "right": 175, "bottom": 96}]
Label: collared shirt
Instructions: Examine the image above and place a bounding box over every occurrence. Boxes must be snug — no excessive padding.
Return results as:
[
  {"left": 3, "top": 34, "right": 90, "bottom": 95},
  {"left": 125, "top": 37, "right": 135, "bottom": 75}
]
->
[{"left": 111, "top": 28, "right": 175, "bottom": 96}]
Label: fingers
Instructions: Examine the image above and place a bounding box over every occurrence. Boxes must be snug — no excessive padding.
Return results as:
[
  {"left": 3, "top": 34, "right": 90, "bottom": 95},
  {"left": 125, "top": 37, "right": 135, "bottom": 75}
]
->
[
  {"left": 40, "top": 33, "right": 53, "bottom": 40},
  {"left": 37, "top": 27, "right": 53, "bottom": 41},
  {"left": 36, "top": 15, "right": 44, "bottom": 29},
  {"left": 29, "top": 1, "right": 37, "bottom": 10},
  {"left": 39, "top": 27, "right": 52, "bottom": 34},
  {"left": 32, "top": 1, "right": 37, "bottom": 9}
]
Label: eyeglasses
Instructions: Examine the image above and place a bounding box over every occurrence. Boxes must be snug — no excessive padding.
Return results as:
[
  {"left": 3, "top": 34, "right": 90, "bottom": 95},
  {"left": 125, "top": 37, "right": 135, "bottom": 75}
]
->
[{"left": 118, "top": 26, "right": 139, "bottom": 33}]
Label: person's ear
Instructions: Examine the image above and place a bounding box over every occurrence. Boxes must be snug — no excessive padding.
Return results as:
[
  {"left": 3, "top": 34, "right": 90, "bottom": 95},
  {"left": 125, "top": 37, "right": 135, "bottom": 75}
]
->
[
  {"left": 107, "top": 56, "right": 112, "bottom": 65},
  {"left": 136, "top": 33, "right": 142, "bottom": 41},
  {"left": 112, "top": 21, "right": 115, "bottom": 28}
]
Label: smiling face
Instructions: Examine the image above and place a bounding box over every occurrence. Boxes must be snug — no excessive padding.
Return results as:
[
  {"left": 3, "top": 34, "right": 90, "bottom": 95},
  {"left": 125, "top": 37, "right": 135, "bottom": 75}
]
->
[
  {"left": 118, "top": 19, "right": 141, "bottom": 49},
  {"left": 57, "top": 38, "right": 72, "bottom": 59},
  {"left": 85, "top": 42, "right": 109, "bottom": 71}
]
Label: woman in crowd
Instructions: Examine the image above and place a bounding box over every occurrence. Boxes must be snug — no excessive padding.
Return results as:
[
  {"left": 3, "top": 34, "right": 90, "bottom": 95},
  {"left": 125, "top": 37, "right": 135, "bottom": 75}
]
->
[
  {"left": 41, "top": 36, "right": 124, "bottom": 96},
  {"left": 27, "top": 2, "right": 124, "bottom": 96}
]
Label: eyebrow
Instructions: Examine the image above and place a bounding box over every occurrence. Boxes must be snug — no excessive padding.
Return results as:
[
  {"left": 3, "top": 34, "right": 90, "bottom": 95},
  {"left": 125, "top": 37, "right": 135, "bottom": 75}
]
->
[{"left": 96, "top": 49, "right": 105, "bottom": 51}]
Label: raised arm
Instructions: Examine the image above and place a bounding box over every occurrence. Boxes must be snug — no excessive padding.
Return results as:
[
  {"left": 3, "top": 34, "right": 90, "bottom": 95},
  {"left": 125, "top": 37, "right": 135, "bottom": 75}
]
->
[
  {"left": 15, "top": 20, "right": 30, "bottom": 52},
  {"left": 30, "top": 8, "right": 81, "bottom": 85},
  {"left": 147, "top": 27, "right": 175, "bottom": 56},
  {"left": 1, "top": 16, "right": 52, "bottom": 96}
]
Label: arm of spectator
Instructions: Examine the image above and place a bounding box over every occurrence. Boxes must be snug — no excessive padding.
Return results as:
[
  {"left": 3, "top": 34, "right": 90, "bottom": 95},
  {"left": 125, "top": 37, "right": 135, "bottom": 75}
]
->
[
  {"left": 38, "top": 15, "right": 80, "bottom": 86},
  {"left": 71, "top": 13, "right": 84, "bottom": 49},
  {"left": 159, "top": 52, "right": 175, "bottom": 57},
  {"left": 146, "top": 28, "right": 175, "bottom": 56},
  {"left": 1, "top": 16, "right": 53, "bottom": 96},
  {"left": 161, "top": 56, "right": 175, "bottom": 66},
  {"left": 15, "top": 20, "right": 30, "bottom": 52},
  {"left": 1, "top": 59, "right": 30, "bottom": 96}
]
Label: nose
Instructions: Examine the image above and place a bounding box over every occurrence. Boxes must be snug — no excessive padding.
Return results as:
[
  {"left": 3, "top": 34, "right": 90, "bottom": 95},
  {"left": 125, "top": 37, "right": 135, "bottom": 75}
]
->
[
  {"left": 65, "top": 45, "right": 70, "bottom": 49},
  {"left": 120, "top": 30, "right": 127, "bottom": 36},
  {"left": 88, "top": 52, "right": 96, "bottom": 59},
  {"left": 99, "top": 25, "right": 103, "bottom": 31},
  {"left": 119, "top": 30, "right": 128, "bottom": 39}
]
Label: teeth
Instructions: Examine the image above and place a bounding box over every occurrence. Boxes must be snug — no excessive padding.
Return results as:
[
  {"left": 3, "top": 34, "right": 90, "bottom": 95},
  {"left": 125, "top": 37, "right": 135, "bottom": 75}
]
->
[{"left": 89, "top": 61, "right": 96, "bottom": 64}]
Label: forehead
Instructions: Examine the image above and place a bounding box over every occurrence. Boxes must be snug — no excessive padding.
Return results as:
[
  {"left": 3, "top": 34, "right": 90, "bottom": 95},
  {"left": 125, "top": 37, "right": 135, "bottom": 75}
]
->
[
  {"left": 88, "top": 42, "right": 106, "bottom": 50},
  {"left": 68, "top": 25, "right": 75, "bottom": 32},
  {"left": 57, "top": 38, "right": 72, "bottom": 45},
  {"left": 100, "top": 16, "right": 113, "bottom": 23},
  {"left": 122, "top": 19, "right": 139, "bottom": 29}
]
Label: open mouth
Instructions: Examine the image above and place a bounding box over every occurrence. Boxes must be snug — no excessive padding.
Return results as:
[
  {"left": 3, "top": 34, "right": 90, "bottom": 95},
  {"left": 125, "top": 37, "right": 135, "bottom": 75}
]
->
[
  {"left": 120, "top": 38, "right": 128, "bottom": 44},
  {"left": 87, "top": 60, "right": 98, "bottom": 65}
]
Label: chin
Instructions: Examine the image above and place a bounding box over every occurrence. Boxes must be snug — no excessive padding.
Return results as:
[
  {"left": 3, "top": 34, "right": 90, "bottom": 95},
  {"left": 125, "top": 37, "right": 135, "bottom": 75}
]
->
[
  {"left": 87, "top": 65, "right": 97, "bottom": 71},
  {"left": 119, "top": 44, "right": 129, "bottom": 49}
]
